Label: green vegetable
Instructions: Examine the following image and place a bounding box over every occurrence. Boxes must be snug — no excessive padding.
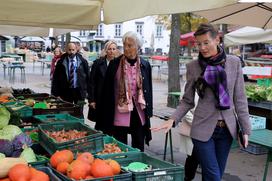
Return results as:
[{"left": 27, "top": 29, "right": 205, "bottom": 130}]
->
[
  {"left": 245, "top": 84, "right": 271, "bottom": 102},
  {"left": 20, "top": 146, "right": 37, "bottom": 163},
  {"left": 0, "top": 153, "right": 5, "bottom": 160},
  {"left": 0, "top": 125, "right": 22, "bottom": 141},
  {"left": 0, "top": 106, "right": 10, "bottom": 129}
]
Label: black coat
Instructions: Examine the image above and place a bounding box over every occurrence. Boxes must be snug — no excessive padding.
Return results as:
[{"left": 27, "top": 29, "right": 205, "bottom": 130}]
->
[
  {"left": 87, "top": 57, "right": 108, "bottom": 121},
  {"left": 88, "top": 57, "right": 107, "bottom": 104},
  {"left": 51, "top": 53, "right": 90, "bottom": 100},
  {"left": 96, "top": 55, "right": 153, "bottom": 144}
]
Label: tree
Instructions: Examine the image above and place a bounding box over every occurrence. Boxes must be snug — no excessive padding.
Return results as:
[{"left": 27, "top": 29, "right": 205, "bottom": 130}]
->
[
  {"left": 167, "top": 14, "right": 181, "bottom": 108},
  {"left": 156, "top": 14, "right": 206, "bottom": 107},
  {"left": 180, "top": 13, "right": 207, "bottom": 56}
]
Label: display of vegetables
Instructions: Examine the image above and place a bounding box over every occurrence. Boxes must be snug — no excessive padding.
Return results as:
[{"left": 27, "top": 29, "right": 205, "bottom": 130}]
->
[
  {"left": 45, "top": 129, "right": 88, "bottom": 143},
  {"left": 0, "top": 139, "right": 13, "bottom": 157},
  {"left": 0, "top": 125, "right": 22, "bottom": 141},
  {"left": 0, "top": 158, "right": 27, "bottom": 178},
  {"left": 20, "top": 146, "right": 37, "bottom": 163},
  {"left": 97, "top": 143, "right": 125, "bottom": 155},
  {"left": 245, "top": 84, "right": 272, "bottom": 102},
  {"left": 12, "top": 133, "right": 32, "bottom": 150},
  {"left": 0, "top": 106, "right": 10, "bottom": 129}
]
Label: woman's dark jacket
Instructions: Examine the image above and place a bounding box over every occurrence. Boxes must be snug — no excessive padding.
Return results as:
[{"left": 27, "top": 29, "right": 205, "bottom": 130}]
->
[
  {"left": 96, "top": 55, "right": 153, "bottom": 145},
  {"left": 51, "top": 53, "right": 90, "bottom": 100},
  {"left": 87, "top": 57, "right": 108, "bottom": 120},
  {"left": 88, "top": 57, "right": 107, "bottom": 106}
]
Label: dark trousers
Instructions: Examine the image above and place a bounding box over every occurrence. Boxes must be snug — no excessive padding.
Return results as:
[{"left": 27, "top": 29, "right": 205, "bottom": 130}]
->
[
  {"left": 61, "top": 88, "right": 83, "bottom": 104},
  {"left": 112, "top": 108, "right": 145, "bottom": 152},
  {"left": 184, "top": 149, "right": 199, "bottom": 181},
  {"left": 192, "top": 126, "right": 233, "bottom": 181},
  {"left": 61, "top": 88, "right": 84, "bottom": 118}
]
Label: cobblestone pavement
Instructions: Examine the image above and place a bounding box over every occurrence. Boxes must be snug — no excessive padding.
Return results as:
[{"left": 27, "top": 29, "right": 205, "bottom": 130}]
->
[{"left": 0, "top": 62, "right": 271, "bottom": 181}]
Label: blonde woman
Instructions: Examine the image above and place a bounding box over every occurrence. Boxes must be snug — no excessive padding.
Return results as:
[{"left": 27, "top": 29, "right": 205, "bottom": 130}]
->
[{"left": 88, "top": 40, "right": 120, "bottom": 122}]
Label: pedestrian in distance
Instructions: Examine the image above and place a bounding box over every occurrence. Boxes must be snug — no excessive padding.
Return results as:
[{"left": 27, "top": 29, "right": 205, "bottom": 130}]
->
[
  {"left": 96, "top": 31, "right": 153, "bottom": 152},
  {"left": 50, "top": 47, "right": 62, "bottom": 80},
  {"left": 151, "top": 23, "right": 251, "bottom": 181},
  {"left": 87, "top": 40, "right": 121, "bottom": 122},
  {"left": 51, "top": 42, "right": 90, "bottom": 117}
]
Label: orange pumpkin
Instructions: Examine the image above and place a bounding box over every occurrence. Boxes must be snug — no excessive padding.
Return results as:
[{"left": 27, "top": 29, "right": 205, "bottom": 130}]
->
[
  {"left": 50, "top": 150, "right": 74, "bottom": 168},
  {"left": 90, "top": 159, "right": 114, "bottom": 178},
  {"left": 106, "top": 159, "right": 121, "bottom": 175},
  {"left": 8, "top": 164, "right": 31, "bottom": 181},
  {"left": 56, "top": 162, "right": 70, "bottom": 174},
  {"left": 29, "top": 167, "right": 49, "bottom": 181},
  {"left": 76, "top": 152, "right": 94, "bottom": 165},
  {"left": 67, "top": 160, "right": 90, "bottom": 180},
  {"left": 0, "top": 178, "right": 10, "bottom": 181}
]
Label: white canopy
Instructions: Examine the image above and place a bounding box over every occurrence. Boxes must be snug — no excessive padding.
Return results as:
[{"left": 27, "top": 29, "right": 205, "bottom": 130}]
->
[
  {"left": 0, "top": 0, "right": 237, "bottom": 29},
  {"left": 0, "top": 25, "right": 76, "bottom": 37},
  {"left": 102, "top": 0, "right": 238, "bottom": 24},
  {"left": 224, "top": 26, "right": 272, "bottom": 46}
]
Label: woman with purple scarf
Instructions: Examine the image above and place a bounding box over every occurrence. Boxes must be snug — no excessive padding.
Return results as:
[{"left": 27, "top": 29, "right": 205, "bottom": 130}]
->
[{"left": 152, "top": 23, "right": 251, "bottom": 181}]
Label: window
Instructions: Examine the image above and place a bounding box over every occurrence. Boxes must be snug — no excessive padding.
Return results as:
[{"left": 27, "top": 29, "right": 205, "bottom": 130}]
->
[
  {"left": 156, "top": 24, "right": 163, "bottom": 38},
  {"left": 1, "top": 41, "right": 6, "bottom": 53},
  {"left": 135, "top": 22, "right": 144, "bottom": 36},
  {"left": 80, "top": 30, "right": 87, "bottom": 36},
  {"left": 96, "top": 24, "right": 104, "bottom": 37},
  {"left": 115, "top": 24, "right": 122, "bottom": 37}
]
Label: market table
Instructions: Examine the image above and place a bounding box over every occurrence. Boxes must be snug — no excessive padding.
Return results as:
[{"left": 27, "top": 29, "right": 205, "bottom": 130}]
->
[
  {"left": 38, "top": 59, "right": 51, "bottom": 76},
  {"left": 249, "top": 129, "right": 272, "bottom": 181}
]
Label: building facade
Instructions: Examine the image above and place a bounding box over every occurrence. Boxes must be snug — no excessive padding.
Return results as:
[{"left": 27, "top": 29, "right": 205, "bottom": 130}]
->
[{"left": 71, "top": 16, "right": 170, "bottom": 55}]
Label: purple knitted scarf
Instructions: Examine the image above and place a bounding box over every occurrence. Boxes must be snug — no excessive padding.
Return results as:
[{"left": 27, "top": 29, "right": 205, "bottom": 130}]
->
[{"left": 197, "top": 46, "right": 230, "bottom": 110}]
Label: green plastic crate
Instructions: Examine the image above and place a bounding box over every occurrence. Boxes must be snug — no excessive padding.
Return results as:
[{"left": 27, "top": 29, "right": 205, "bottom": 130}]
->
[
  {"left": 34, "top": 166, "right": 62, "bottom": 181},
  {"left": 32, "top": 102, "right": 81, "bottom": 118},
  {"left": 257, "top": 78, "right": 272, "bottom": 87},
  {"left": 4, "top": 101, "right": 33, "bottom": 118},
  {"left": 38, "top": 122, "right": 103, "bottom": 155},
  {"left": 51, "top": 166, "right": 132, "bottom": 181},
  {"left": 95, "top": 135, "right": 140, "bottom": 157},
  {"left": 34, "top": 114, "right": 84, "bottom": 123},
  {"left": 29, "top": 155, "right": 49, "bottom": 167},
  {"left": 99, "top": 152, "right": 184, "bottom": 181}
]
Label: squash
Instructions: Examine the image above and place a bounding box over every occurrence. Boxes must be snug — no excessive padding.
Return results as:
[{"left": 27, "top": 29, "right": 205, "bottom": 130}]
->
[{"left": 0, "top": 158, "right": 27, "bottom": 178}]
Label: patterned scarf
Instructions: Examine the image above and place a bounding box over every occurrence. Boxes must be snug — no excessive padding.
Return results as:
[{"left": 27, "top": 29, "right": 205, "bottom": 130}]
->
[
  {"left": 117, "top": 55, "right": 146, "bottom": 112},
  {"left": 196, "top": 46, "right": 230, "bottom": 110}
]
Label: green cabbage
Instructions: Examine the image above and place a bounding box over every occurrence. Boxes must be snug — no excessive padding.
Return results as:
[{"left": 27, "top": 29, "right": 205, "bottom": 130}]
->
[
  {"left": 0, "top": 106, "right": 10, "bottom": 129},
  {"left": 0, "top": 125, "right": 22, "bottom": 141},
  {"left": 0, "top": 153, "right": 5, "bottom": 160},
  {"left": 20, "top": 146, "right": 37, "bottom": 163}
]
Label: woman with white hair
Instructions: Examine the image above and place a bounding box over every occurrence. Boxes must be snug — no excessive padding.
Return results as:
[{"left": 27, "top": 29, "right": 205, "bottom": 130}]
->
[
  {"left": 96, "top": 31, "right": 153, "bottom": 151},
  {"left": 88, "top": 40, "right": 120, "bottom": 122}
]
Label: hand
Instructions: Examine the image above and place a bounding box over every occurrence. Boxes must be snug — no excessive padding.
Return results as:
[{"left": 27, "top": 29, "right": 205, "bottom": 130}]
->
[
  {"left": 89, "top": 102, "right": 96, "bottom": 109},
  {"left": 243, "top": 134, "right": 249, "bottom": 148},
  {"left": 150, "top": 119, "right": 174, "bottom": 134}
]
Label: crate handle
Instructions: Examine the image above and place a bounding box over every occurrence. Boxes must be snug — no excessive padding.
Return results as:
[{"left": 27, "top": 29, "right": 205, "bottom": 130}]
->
[{"left": 45, "top": 115, "right": 57, "bottom": 118}]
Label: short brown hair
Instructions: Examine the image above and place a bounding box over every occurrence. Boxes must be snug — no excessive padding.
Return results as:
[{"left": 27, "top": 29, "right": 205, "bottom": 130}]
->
[{"left": 194, "top": 23, "right": 218, "bottom": 39}]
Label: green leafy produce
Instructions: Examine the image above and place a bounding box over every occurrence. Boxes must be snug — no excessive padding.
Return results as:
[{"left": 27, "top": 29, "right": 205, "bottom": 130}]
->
[
  {"left": 0, "top": 125, "right": 22, "bottom": 141},
  {"left": 245, "top": 84, "right": 270, "bottom": 102},
  {"left": 20, "top": 146, "right": 37, "bottom": 163},
  {"left": 0, "top": 106, "right": 10, "bottom": 129},
  {"left": 0, "top": 153, "right": 5, "bottom": 160}
]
